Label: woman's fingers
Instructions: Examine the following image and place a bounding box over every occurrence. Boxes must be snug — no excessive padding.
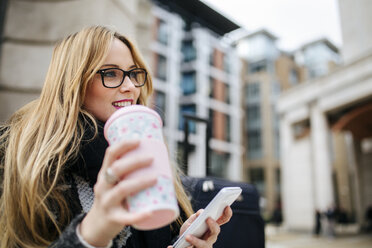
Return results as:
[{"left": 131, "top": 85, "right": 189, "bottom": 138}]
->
[
  {"left": 180, "top": 209, "right": 204, "bottom": 235},
  {"left": 204, "top": 218, "right": 220, "bottom": 242},
  {"left": 189, "top": 209, "right": 203, "bottom": 222},
  {"left": 216, "top": 206, "right": 233, "bottom": 226},
  {"left": 110, "top": 155, "right": 153, "bottom": 180},
  {"left": 185, "top": 218, "right": 220, "bottom": 248},
  {"left": 184, "top": 209, "right": 203, "bottom": 226},
  {"left": 179, "top": 206, "right": 233, "bottom": 248},
  {"left": 101, "top": 139, "right": 140, "bottom": 170},
  {"left": 102, "top": 175, "right": 157, "bottom": 206},
  {"left": 111, "top": 208, "right": 154, "bottom": 225},
  {"left": 95, "top": 141, "right": 153, "bottom": 192},
  {"left": 185, "top": 233, "right": 207, "bottom": 248}
]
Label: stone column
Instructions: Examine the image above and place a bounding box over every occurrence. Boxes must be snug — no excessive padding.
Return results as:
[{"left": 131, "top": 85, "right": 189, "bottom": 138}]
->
[
  {"left": 279, "top": 113, "right": 293, "bottom": 227},
  {"left": 310, "top": 104, "right": 334, "bottom": 211}
]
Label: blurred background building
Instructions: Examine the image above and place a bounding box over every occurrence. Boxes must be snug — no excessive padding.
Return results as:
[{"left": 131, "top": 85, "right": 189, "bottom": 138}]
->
[
  {"left": 151, "top": 0, "right": 243, "bottom": 182},
  {"left": 0, "top": 0, "right": 371, "bottom": 232},
  {"left": 277, "top": 0, "right": 372, "bottom": 231}
]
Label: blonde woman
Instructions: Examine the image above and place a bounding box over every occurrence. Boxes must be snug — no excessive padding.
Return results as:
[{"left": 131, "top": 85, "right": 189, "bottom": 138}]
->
[{"left": 0, "top": 26, "right": 232, "bottom": 248}]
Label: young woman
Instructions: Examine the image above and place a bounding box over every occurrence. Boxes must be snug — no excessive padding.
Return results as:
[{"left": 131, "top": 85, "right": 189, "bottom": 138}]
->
[{"left": 0, "top": 26, "right": 232, "bottom": 248}]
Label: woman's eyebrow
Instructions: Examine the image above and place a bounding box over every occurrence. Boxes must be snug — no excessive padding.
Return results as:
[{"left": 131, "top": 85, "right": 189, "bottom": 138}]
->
[
  {"left": 100, "top": 64, "right": 138, "bottom": 70},
  {"left": 101, "top": 64, "right": 119, "bottom": 68}
]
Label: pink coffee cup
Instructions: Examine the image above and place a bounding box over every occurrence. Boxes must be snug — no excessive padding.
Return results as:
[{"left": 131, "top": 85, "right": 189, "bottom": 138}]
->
[{"left": 104, "top": 105, "right": 180, "bottom": 230}]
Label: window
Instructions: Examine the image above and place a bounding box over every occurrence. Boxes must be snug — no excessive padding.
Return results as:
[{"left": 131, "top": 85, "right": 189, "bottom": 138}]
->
[
  {"left": 225, "top": 114, "right": 231, "bottom": 142},
  {"left": 208, "top": 108, "right": 214, "bottom": 126},
  {"left": 271, "top": 81, "right": 281, "bottom": 96},
  {"left": 156, "top": 54, "right": 167, "bottom": 81},
  {"left": 182, "top": 40, "right": 196, "bottom": 62},
  {"left": 153, "top": 90, "right": 166, "bottom": 125},
  {"left": 249, "top": 168, "right": 265, "bottom": 196},
  {"left": 245, "top": 82, "right": 260, "bottom": 104},
  {"left": 181, "top": 72, "right": 196, "bottom": 95},
  {"left": 179, "top": 104, "right": 196, "bottom": 133},
  {"left": 289, "top": 68, "right": 299, "bottom": 85},
  {"left": 247, "top": 83, "right": 260, "bottom": 96},
  {"left": 224, "top": 84, "right": 230, "bottom": 104},
  {"left": 183, "top": 21, "right": 192, "bottom": 31},
  {"left": 209, "top": 77, "right": 214, "bottom": 98},
  {"left": 209, "top": 150, "right": 229, "bottom": 178},
  {"left": 209, "top": 78, "right": 230, "bottom": 104},
  {"left": 157, "top": 19, "right": 168, "bottom": 45},
  {"left": 247, "top": 130, "right": 262, "bottom": 159},
  {"left": 246, "top": 104, "right": 261, "bottom": 129},
  {"left": 209, "top": 49, "right": 215, "bottom": 66},
  {"left": 249, "top": 60, "right": 267, "bottom": 73},
  {"left": 247, "top": 105, "right": 260, "bottom": 121},
  {"left": 223, "top": 55, "right": 230, "bottom": 74}
]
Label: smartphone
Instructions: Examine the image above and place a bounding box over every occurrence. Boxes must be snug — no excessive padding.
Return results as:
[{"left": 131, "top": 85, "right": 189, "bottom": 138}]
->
[{"left": 172, "top": 187, "right": 242, "bottom": 248}]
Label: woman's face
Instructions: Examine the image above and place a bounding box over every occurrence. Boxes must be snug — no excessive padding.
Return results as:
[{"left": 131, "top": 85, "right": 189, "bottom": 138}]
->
[{"left": 84, "top": 38, "right": 141, "bottom": 122}]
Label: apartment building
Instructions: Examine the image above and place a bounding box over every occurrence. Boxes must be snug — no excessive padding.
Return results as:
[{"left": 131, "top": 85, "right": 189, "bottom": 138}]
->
[
  {"left": 5, "top": 0, "right": 365, "bottom": 232},
  {"left": 235, "top": 29, "right": 307, "bottom": 217},
  {"left": 1, "top": 0, "right": 244, "bottom": 183},
  {"left": 151, "top": 0, "right": 243, "bottom": 181},
  {"left": 295, "top": 38, "right": 340, "bottom": 79}
]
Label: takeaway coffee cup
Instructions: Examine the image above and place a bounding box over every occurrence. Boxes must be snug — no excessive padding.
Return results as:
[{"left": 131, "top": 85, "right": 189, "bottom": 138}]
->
[{"left": 104, "top": 105, "right": 179, "bottom": 230}]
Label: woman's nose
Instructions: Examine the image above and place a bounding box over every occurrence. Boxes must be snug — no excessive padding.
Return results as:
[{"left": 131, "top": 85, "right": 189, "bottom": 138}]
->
[{"left": 119, "top": 76, "right": 136, "bottom": 92}]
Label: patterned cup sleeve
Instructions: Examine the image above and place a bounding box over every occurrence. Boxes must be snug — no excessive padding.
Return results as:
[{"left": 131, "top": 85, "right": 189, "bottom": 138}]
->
[{"left": 106, "top": 112, "right": 163, "bottom": 143}]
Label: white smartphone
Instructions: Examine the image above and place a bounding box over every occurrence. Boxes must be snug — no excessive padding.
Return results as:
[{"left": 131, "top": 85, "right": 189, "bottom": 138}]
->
[{"left": 172, "top": 187, "right": 242, "bottom": 248}]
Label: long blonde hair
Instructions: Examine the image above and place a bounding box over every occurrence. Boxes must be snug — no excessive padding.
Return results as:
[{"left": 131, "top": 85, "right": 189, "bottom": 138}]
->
[{"left": 0, "top": 26, "right": 192, "bottom": 248}]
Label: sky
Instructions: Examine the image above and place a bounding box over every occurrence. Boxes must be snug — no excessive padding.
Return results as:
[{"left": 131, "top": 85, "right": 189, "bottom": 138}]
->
[{"left": 201, "top": 0, "right": 343, "bottom": 52}]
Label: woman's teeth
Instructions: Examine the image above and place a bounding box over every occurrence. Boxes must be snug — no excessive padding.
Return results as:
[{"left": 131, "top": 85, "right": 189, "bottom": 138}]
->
[{"left": 113, "top": 101, "right": 132, "bottom": 107}]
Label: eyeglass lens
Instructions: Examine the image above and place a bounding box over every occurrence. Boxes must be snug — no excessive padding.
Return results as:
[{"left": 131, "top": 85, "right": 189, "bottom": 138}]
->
[{"left": 101, "top": 68, "right": 146, "bottom": 87}]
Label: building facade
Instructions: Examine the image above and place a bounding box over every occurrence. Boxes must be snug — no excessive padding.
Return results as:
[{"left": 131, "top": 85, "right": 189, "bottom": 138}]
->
[
  {"left": 0, "top": 0, "right": 244, "bottom": 182},
  {"left": 236, "top": 29, "right": 309, "bottom": 217},
  {"left": 3, "top": 0, "right": 367, "bottom": 233},
  {"left": 0, "top": 0, "right": 153, "bottom": 121},
  {"left": 277, "top": 0, "right": 372, "bottom": 231},
  {"left": 150, "top": 0, "right": 244, "bottom": 181}
]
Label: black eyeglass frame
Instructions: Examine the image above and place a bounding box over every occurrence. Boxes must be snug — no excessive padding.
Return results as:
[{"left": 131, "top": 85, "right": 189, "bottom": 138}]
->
[{"left": 96, "top": 67, "right": 148, "bottom": 88}]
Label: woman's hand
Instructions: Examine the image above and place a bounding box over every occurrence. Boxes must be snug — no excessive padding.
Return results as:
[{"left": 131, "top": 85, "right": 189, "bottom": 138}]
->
[
  {"left": 168, "top": 206, "right": 233, "bottom": 248},
  {"left": 80, "top": 139, "right": 157, "bottom": 247}
]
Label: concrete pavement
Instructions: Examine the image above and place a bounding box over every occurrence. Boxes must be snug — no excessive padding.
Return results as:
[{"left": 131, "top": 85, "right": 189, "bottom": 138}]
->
[{"left": 265, "top": 225, "right": 372, "bottom": 248}]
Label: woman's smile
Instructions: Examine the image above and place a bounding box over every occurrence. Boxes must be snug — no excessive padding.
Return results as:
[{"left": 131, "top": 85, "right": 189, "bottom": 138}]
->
[{"left": 112, "top": 99, "right": 134, "bottom": 109}]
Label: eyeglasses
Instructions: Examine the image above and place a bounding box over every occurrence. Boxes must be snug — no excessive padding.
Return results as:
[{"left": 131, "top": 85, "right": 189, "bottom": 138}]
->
[{"left": 96, "top": 68, "right": 147, "bottom": 88}]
